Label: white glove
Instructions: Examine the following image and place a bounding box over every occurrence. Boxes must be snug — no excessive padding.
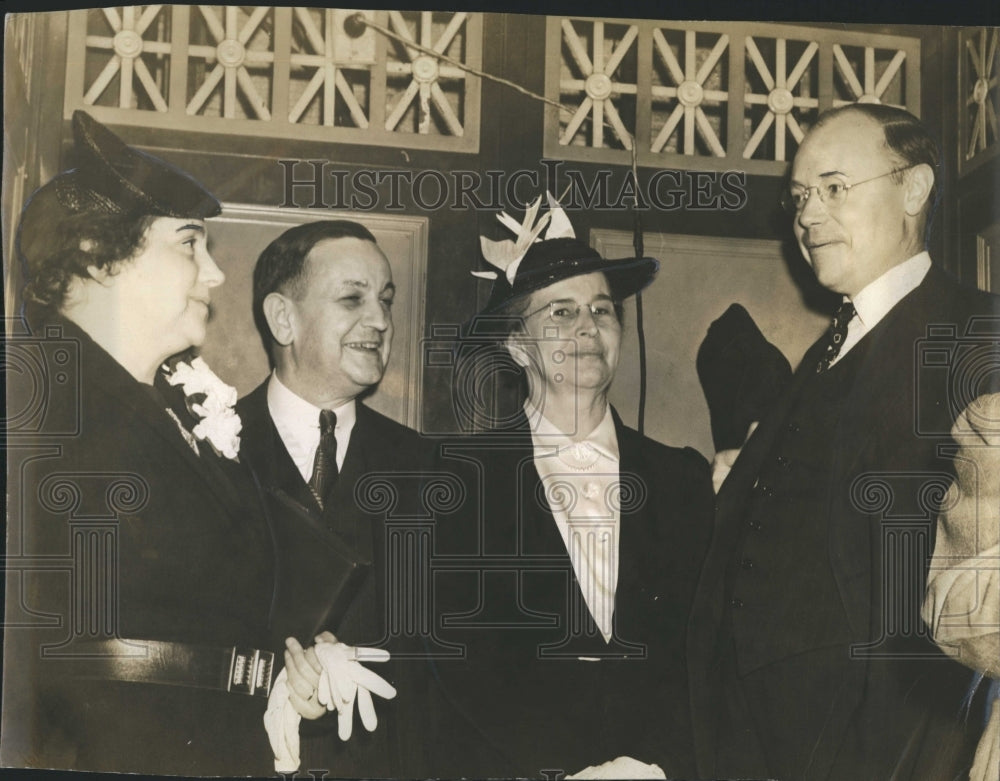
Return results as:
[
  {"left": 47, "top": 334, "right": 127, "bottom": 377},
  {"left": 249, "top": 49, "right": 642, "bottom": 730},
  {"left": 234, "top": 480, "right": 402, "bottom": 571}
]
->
[
  {"left": 313, "top": 638, "right": 397, "bottom": 741},
  {"left": 567, "top": 756, "right": 666, "bottom": 779},
  {"left": 263, "top": 668, "right": 302, "bottom": 772}
]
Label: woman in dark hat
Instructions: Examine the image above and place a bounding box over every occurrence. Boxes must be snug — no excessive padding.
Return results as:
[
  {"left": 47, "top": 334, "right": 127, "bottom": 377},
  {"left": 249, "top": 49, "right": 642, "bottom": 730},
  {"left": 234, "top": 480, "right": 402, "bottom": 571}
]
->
[
  {"left": 427, "top": 197, "right": 715, "bottom": 778},
  {"left": 3, "top": 111, "right": 284, "bottom": 775}
]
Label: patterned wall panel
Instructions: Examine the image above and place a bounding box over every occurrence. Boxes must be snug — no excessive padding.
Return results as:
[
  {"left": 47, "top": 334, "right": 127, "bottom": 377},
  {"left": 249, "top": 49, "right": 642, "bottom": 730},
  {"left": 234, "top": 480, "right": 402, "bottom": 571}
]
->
[
  {"left": 545, "top": 18, "right": 920, "bottom": 174},
  {"left": 64, "top": 6, "right": 482, "bottom": 153},
  {"left": 959, "top": 26, "right": 999, "bottom": 174}
]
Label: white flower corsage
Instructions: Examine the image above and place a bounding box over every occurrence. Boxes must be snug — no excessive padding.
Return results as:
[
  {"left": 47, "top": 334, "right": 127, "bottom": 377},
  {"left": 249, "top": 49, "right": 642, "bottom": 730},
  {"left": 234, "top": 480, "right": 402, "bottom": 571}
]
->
[{"left": 163, "top": 357, "right": 241, "bottom": 460}]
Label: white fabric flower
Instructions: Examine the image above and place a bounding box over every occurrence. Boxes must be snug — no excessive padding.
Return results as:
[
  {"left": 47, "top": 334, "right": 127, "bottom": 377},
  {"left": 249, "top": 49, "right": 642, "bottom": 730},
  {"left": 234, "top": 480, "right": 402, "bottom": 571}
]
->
[
  {"left": 164, "top": 357, "right": 241, "bottom": 459},
  {"left": 472, "top": 191, "right": 576, "bottom": 284}
]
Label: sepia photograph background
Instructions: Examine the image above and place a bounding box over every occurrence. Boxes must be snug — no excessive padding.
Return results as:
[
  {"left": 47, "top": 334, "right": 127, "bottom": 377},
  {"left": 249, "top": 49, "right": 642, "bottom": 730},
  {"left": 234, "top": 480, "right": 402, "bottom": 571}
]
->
[
  {"left": 6, "top": 5, "right": 998, "bottom": 452},
  {"left": 3, "top": 0, "right": 998, "bottom": 777}
]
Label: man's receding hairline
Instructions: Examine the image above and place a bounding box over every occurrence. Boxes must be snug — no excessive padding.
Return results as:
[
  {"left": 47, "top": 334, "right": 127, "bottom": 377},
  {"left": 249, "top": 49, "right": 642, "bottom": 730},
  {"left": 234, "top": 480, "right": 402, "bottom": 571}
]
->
[
  {"left": 797, "top": 109, "right": 896, "bottom": 167},
  {"left": 288, "top": 235, "right": 389, "bottom": 298}
]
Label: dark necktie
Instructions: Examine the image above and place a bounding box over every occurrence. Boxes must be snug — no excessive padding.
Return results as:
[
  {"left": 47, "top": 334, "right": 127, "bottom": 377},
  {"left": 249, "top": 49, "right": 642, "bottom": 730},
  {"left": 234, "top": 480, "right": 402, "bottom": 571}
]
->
[
  {"left": 816, "top": 301, "right": 856, "bottom": 373},
  {"left": 308, "top": 409, "right": 339, "bottom": 510}
]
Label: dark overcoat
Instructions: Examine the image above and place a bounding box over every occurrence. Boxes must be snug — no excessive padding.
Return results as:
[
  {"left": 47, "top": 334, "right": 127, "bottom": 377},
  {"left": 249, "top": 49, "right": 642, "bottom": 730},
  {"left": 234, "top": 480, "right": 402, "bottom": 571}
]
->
[
  {"left": 2, "top": 305, "right": 276, "bottom": 776},
  {"left": 427, "top": 408, "right": 715, "bottom": 779},
  {"left": 237, "top": 381, "right": 435, "bottom": 777}
]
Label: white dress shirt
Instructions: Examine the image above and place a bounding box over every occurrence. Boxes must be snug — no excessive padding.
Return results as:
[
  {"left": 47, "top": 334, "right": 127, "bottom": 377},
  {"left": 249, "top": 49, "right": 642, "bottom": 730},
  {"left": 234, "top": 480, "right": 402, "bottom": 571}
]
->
[
  {"left": 526, "top": 400, "right": 621, "bottom": 642},
  {"left": 831, "top": 251, "right": 932, "bottom": 367},
  {"left": 266, "top": 372, "right": 356, "bottom": 482}
]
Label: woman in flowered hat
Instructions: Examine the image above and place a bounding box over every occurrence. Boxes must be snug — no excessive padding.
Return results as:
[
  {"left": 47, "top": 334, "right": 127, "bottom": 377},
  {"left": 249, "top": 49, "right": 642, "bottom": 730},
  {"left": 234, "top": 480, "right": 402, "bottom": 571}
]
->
[
  {"left": 428, "top": 196, "right": 714, "bottom": 779},
  {"left": 5, "top": 111, "right": 284, "bottom": 775}
]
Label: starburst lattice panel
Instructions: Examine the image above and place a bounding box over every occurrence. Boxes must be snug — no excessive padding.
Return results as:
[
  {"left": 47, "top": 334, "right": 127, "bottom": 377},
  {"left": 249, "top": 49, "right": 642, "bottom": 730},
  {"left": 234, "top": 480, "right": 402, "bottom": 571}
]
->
[
  {"left": 186, "top": 6, "right": 275, "bottom": 120},
  {"left": 649, "top": 27, "right": 730, "bottom": 158},
  {"left": 959, "top": 27, "right": 999, "bottom": 173},
  {"left": 742, "top": 35, "right": 819, "bottom": 163},
  {"left": 544, "top": 18, "right": 919, "bottom": 175},
  {"left": 383, "top": 11, "right": 474, "bottom": 137},
  {"left": 556, "top": 19, "right": 639, "bottom": 152},
  {"left": 288, "top": 8, "right": 375, "bottom": 128},
  {"left": 830, "top": 43, "right": 908, "bottom": 108},
  {"left": 64, "top": 7, "right": 482, "bottom": 152},
  {"left": 76, "top": 6, "right": 173, "bottom": 112}
]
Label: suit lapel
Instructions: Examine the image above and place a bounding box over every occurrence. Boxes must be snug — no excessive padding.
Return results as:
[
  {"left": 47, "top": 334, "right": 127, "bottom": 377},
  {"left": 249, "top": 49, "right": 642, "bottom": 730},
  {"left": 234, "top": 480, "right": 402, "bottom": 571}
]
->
[
  {"left": 834, "top": 267, "right": 955, "bottom": 481},
  {"left": 691, "top": 334, "right": 828, "bottom": 672},
  {"left": 715, "top": 337, "right": 825, "bottom": 526},
  {"left": 826, "top": 268, "right": 959, "bottom": 637},
  {"left": 239, "top": 382, "right": 318, "bottom": 513},
  {"left": 613, "top": 416, "right": 651, "bottom": 636},
  {"left": 271, "top": 433, "right": 317, "bottom": 513},
  {"left": 515, "top": 409, "right": 651, "bottom": 654},
  {"left": 322, "top": 406, "right": 373, "bottom": 559},
  {"left": 611, "top": 412, "right": 670, "bottom": 651},
  {"left": 507, "top": 413, "right": 567, "bottom": 558},
  {"left": 329, "top": 407, "right": 369, "bottom": 511}
]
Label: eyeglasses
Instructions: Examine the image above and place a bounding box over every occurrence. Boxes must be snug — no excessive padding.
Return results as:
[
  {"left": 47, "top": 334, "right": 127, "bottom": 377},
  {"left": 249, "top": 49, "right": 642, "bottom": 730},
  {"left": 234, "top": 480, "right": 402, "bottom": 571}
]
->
[
  {"left": 524, "top": 298, "right": 620, "bottom": 327},
  {"left": 780, "top": 165, "right": 916, "bottom": 214}
]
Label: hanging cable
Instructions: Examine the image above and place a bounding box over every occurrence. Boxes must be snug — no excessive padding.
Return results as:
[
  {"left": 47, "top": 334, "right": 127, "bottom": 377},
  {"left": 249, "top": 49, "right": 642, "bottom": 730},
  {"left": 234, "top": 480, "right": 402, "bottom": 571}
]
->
[
  {"left": 630, "top": 140, "right": 648, "bottom": 435},
  {"left": 351, "top": 12, "right": 650, "bottom": 430},
  {"left": 348, "top": 14, "right": 567, "bottom": 113}
]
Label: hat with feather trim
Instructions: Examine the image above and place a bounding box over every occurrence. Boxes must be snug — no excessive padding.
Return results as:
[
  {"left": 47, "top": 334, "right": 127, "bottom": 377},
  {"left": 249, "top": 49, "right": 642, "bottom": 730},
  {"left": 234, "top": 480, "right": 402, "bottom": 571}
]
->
[{"left": 474, "top": 192, "right": 658, "bottom": 314}]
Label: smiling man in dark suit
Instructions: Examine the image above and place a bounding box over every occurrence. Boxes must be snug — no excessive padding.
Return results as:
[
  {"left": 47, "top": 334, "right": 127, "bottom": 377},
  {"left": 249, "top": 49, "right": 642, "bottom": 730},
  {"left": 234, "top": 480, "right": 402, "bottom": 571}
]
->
[
  {"left": 688, "top": 104, "right": 999, "bottom": 781},
  {"left": 237, "top": 219, "right": 429, "bottom": 776}
]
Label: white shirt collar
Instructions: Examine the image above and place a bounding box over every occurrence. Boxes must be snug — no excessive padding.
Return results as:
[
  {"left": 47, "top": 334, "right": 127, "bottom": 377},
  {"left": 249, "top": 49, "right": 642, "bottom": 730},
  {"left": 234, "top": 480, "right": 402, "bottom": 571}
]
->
[
  {"left": 849, "top": 251, "right": 932, "bottom": 329},
  {"left": 266, "top": 371, "right": 356, "bottom": 481},
  {"left": 524, "top": 399, "right": 621, "bottom": 643},
  {"left": 524, "top": 400, "right": 620, "bottom": 463}
]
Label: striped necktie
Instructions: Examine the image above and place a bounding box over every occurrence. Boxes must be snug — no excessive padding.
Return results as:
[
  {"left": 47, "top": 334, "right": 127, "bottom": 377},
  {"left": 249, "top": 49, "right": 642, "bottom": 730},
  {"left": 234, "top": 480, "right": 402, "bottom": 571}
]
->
[{"left": 308, "top": 409, "right": 339, "bottom": 509}]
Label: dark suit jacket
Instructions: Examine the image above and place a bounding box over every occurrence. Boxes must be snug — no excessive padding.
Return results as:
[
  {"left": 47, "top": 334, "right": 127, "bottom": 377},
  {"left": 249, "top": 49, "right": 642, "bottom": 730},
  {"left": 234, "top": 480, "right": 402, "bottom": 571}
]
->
[
  {"left": 2, "top": 305, "right": 276, "bottom": 776},
  {"left": 429, "top": 408, "right": 714, "bottom": 779},
  {"left": 688, "top": 265, "right": 999, "bottom": 780},
  {"left": 236, "top": 380, "right": 433, "bottom": 776}
]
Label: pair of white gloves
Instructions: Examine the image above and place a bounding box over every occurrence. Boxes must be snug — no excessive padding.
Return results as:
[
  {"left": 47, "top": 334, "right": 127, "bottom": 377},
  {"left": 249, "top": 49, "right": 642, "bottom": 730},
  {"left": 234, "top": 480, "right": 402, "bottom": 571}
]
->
[{"left": 264, "top": 633, "right": 397, "bottom": 772}]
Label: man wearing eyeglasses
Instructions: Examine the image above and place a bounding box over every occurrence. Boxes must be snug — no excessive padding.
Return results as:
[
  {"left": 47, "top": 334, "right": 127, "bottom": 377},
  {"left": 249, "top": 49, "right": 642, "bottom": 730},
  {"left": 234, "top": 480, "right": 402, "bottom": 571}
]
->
[{"left": 688, "top": 103, "right": 998, "bottom": 781}]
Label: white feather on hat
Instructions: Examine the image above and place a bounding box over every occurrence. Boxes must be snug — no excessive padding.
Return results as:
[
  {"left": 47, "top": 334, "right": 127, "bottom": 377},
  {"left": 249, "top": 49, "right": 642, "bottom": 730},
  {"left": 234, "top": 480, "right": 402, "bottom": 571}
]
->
[{"left": 472, "top": 192, "right": 576, "bottom": 284}]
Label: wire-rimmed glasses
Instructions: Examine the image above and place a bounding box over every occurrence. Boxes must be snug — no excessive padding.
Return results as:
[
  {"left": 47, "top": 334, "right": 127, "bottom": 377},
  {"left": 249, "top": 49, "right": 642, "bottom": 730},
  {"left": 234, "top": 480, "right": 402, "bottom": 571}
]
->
[{"left": 780, "top": 164, "right": 916, "bottom": 214}]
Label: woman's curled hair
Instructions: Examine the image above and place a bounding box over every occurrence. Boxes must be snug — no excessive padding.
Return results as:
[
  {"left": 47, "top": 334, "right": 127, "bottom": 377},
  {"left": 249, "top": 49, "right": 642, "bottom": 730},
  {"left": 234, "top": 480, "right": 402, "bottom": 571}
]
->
[{"left": 18, "top": 183, "right": 154, "bottom": 308}]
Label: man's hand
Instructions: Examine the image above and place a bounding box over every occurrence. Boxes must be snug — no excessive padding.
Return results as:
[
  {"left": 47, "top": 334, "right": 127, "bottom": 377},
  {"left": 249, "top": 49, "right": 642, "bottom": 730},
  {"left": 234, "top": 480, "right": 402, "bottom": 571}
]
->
[
  {"left": 283, "top": 637, "right": 325, "bottom": 720},
  {"left": 711, "top": 448, "right": 740, "bottom": 494},
  {"left": 711, "top": 421, "right": 759, "bottom": 493}
]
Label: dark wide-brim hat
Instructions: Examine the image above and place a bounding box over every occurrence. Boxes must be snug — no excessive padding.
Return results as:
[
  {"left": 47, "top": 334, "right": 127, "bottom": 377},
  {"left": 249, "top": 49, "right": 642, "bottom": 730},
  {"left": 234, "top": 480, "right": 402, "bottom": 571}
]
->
[
  {"left": 18, "top": 110, "right": 221, "bottom": 264},
  {"left": 481, "top": 237, "right": 659, "bottom": 314}
]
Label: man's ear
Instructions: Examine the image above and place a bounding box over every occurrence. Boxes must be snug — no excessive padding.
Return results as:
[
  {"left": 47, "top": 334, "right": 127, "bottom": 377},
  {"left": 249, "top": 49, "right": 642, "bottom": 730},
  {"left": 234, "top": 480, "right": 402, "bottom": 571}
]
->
[
  {"left": 903, "top": 163, "right": 934, "bottom": 217},
  {"left": 262, "top": 292, "right": 296, "bottom": 347}
]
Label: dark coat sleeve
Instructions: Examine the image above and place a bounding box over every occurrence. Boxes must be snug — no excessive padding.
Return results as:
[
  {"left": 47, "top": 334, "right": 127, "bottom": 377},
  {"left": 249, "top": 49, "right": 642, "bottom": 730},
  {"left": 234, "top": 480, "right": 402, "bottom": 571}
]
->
[{"left": 3, "top": 311, "right": 276, "bottom": 776}]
